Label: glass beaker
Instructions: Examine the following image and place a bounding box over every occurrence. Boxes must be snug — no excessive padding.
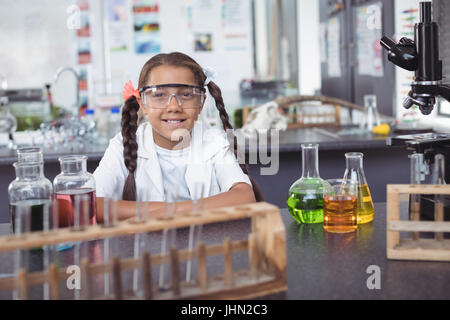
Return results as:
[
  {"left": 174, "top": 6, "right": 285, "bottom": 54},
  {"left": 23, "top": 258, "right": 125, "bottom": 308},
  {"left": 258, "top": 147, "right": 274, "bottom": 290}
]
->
[
  {"left": 8, "top": 161, "right": 53, "bottom": 234},
  {"left": 342, "top": 152, "right": 375, "bottom": 224},
  {"left": 53, "top": 155, "right": 97, "bottom": 228},
  {"left": 323, "top": 179, "right": 358, "bottom": 233},
  {"left": 287, "top": 144, "right": 331, "bottom": 224},
  {"left": 362, "top": 95, "right": 381, "bottom": 132}
]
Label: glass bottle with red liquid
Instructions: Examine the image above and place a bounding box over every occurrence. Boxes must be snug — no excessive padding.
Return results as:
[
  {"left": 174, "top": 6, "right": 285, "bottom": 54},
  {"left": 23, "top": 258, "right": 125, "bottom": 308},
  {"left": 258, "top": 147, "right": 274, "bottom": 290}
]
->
[{"left": 53, "top": 155, "right": 97, "bottom": 228}]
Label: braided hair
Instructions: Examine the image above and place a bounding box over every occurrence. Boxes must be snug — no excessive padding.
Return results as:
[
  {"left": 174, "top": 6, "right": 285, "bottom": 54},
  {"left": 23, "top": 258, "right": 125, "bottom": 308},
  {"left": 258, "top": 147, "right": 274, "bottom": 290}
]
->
[{"left": 121, "top": 52, "right": 264, "bottom": 202}]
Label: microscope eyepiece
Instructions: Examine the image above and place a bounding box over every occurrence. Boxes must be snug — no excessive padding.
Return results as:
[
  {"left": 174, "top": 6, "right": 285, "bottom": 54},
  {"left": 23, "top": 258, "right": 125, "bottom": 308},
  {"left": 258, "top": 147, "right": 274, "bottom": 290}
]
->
[
  {"left": 380, "top": 36, "right": 395, "bottom": 51},
  {"left": 420, "top": 1, "right": 432, "bottom": 23}
]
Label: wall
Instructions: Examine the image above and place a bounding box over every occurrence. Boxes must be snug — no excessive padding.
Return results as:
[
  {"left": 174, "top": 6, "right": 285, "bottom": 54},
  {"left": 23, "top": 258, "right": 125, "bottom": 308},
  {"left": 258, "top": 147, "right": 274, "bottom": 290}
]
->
[
  {"left": 297, "top": 0, "right": 321, "bottom": 95},
  {"left": 0, "top": 0, "right": 76, "bottom": 109}
]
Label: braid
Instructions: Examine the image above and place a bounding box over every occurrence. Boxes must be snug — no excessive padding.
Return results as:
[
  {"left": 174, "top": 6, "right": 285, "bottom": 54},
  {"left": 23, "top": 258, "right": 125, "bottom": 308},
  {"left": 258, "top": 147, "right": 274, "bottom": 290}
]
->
[
  {"left": 207, "top": 81, "right": 265, "bottom": 202},
  {"left": 121, "top": 96, "right": 139, "bottom": 201}
]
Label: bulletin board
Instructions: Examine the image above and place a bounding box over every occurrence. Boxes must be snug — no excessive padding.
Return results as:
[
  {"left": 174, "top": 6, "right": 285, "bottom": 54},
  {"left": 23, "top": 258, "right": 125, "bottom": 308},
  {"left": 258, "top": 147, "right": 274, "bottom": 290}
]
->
[{"left": 105, "top": 0, "right": 254, "bottom": 95}]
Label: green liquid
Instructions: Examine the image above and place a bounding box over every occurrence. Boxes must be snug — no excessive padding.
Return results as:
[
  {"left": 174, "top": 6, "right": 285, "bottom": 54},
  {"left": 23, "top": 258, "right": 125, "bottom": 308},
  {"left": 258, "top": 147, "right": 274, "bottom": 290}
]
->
[
  {"left": 10, "top": 199, "right": 51, "bottom": 233},
  {"left": 9, "top": 199, "right": 51, "bottom": 251},
  {"left": 287, "top": 191, "right": 324, "bottom": 224}
]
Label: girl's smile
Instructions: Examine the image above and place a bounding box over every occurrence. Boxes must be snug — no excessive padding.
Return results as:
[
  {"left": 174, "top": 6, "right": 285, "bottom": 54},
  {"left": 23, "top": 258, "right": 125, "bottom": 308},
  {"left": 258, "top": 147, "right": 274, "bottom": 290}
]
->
[{"left": 161, "top": 118, "right": 187, "bottom": 127}]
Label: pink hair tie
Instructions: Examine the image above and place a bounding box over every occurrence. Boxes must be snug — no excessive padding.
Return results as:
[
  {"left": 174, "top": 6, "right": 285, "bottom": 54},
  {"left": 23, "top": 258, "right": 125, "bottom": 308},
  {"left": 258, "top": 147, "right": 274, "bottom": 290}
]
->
[{"left": 122, "top": 80, "right": 140, "bottom": 101}]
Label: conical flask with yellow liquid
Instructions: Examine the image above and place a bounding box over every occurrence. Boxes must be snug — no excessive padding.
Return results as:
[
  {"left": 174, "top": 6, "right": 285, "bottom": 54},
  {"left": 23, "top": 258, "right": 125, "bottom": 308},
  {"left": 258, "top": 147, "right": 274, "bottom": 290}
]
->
[{"left": 342, "top": 152, "right": 375, "bottom": 224}]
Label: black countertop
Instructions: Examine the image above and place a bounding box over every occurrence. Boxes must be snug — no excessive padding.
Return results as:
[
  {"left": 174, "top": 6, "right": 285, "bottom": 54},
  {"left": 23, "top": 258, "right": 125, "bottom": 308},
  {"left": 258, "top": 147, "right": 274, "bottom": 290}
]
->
[
  {"left": 0, "top": 202, "right": 448, "bottom": 300},
  {"left": 0, "top": 126, "right": 398, "bottom": 165},
  {"left": 271, "top": 127, "right": 390, "bottom": 152},
  {"left": 240, "top": 125, "right": 437, "bottom": 153},
  {"left": 0, "top": 144, "right": 108, "bottom": 165},
  {"left": 279, "top": 203, "right": 450, "bottom": 300}
]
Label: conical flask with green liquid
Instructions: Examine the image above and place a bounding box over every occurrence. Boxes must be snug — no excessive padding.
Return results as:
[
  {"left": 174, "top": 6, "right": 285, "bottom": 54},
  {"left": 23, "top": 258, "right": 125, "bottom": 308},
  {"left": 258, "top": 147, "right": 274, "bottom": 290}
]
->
[{"left": 287, "top": 144, "right": 331, "bottom": 224}]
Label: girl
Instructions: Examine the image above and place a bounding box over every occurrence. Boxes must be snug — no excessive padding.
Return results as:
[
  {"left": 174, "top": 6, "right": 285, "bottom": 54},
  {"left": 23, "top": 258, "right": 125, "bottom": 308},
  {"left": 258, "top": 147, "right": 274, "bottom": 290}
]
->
[{"left": 93, "top": 52, "right": 264, "bottom": 222}]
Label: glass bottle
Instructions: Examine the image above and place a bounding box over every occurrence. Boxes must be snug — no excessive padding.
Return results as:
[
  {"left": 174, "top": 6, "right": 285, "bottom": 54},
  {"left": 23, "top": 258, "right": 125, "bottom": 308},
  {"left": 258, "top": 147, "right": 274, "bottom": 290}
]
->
[
  {"left": 53, "top": 155, "right": 97, "bottom": 228},
  {"left": 108, "top": 107, "right": 121, "bottom": 140},
  {"left": 362, "top": 95, "right": 381, "bottom": 131},
  {"left": 17, "top": 146, "right": 43, "bottom": 163},
  {"left": 287, "top": 144, "right": 331, "bottom": 224},
  {"left": 342, "top": 152, "right": 375, "bottom": 224},
  {"left": 8, "top": 161, "right": 53, "bottom": 234}
]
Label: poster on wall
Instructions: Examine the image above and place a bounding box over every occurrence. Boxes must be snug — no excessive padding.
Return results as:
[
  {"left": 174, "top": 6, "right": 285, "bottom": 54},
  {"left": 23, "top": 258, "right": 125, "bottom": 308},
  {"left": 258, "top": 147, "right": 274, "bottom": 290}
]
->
[
  {"left": 222, "top": 0, "right": 251, "bottom": 52},
  {"left": 132, "top": 0, "right": 160, "bottom": 54},
  {"left": 355, "top": 2, "right": 384, "bottom": 77},
  {"left": 194, "top": 34, "right": 213, "bottom": 51},
  {"left": 187, "top": 0, "right": 218, "bottom": 52},
  {"left": 394, "top": 0, "right": 422, "bottom": 120},
  {"left": 74, "top": 0, "right": 93, "bottom": 111},
  {"left": 108, "top": 0, "right": 129, "bottom": 52},
  {"left": 76, "top": 1, "right": 92, "bottom": 64},
  {"left": 327, "top": 17, "right": 341, "bottom": 78},
  {"left": 184, "top": 0, "right": 253, "bottom": 92}
]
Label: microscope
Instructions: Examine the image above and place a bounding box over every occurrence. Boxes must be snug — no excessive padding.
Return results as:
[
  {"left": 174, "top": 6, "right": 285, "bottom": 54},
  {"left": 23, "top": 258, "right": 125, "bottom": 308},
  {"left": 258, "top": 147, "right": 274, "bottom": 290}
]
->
[{"left": 381, "top": 1, "right": 450, "bottom": 224}]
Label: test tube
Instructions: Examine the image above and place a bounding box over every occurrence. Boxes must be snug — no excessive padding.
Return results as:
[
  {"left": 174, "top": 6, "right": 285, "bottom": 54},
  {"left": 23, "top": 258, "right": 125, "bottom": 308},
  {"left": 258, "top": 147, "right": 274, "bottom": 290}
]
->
[
  {"left": 51, "top": 199, "right": 60, "bottom": 257},
  {"left": 133, "top": 199, "right": 143, "bottom": 294},
  {"left": 13, "top": 205, "right": 30, "bottom": 300},
  {"left": 186, "top": 183, "right": 205, "bottom": 283},
  {"left": 72, "top": 194, "right": 86, "bottom": 301},
  {"left": 159, "top": 188, "right": 178, "bottom": 290},
  {"left": 432, "top": 154, "right": 446, "bottom": 241},
  {"left": 102, "top": 197, "right": 119, "bottom": 297},
  {"left": 42, "top": 200, "right": 52, "bottom": 300},
  {"left": 409, "top": 153, "right": 427, "bottom": 240}
]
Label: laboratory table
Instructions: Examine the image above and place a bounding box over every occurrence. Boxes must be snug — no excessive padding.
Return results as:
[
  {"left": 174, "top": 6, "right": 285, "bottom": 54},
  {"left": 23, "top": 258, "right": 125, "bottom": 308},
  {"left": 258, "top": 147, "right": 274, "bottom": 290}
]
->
[{"left": 0, "top": 202, "right": 448, "bottom": 300}]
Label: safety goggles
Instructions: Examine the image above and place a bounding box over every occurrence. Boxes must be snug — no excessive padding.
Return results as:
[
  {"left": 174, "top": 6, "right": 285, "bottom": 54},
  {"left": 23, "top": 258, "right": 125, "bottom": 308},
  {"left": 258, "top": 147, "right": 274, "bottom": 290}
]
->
[{"left": 139, "top": 84, "right": 206, "bottom": 109}]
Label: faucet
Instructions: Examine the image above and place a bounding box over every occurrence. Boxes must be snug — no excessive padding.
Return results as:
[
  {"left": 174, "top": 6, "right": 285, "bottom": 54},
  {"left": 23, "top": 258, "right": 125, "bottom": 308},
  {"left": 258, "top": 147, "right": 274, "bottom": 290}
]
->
[{"left": 54, "top": 66, "right": 80, "bottom": 117}]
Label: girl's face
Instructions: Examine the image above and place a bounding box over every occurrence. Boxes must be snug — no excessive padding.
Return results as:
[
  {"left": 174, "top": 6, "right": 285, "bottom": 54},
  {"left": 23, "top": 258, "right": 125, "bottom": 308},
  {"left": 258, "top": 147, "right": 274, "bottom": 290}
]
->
[{"left": 138, "top": 65, "right": 205, "bottom": 149}]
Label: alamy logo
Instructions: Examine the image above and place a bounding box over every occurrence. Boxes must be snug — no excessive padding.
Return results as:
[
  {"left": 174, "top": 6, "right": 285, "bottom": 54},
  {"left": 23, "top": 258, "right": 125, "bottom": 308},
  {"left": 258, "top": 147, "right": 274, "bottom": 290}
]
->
[
  {"left": 66, "top": 5, "right": 81, "bottom": 30},
  {"left": 66, "top": 265, "right": 81, "bottom": 290},
  {"left": 169, "top": 128, "right": 281, "bottom": 176},
  {"left": 366, "top": 265, "right": 381, "bottom": 290}
]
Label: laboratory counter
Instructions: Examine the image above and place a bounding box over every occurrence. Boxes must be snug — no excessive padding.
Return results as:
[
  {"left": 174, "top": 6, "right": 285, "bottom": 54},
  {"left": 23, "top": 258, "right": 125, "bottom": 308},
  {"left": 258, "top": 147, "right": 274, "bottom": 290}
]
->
[
  {"left": 0, "top": 125, "right": 402, "bottom": 165},
  {"left": 0, "top": 203, "right": 448, "bottom": 300}
]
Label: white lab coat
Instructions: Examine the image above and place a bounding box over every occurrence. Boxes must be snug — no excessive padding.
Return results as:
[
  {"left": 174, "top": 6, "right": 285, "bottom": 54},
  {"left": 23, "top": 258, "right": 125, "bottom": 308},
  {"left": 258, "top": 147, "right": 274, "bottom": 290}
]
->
[{"left": 93, "top": 121, "right": 251, "bottom": 201}]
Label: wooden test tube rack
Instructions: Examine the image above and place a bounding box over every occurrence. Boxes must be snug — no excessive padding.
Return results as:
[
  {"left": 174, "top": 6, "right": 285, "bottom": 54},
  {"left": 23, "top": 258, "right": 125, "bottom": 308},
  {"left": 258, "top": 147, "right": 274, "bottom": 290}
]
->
[
  {"left": 0, "top": 202, "right": 287, "bottom": 300},
  {"left": 387, "top": 185, "right": 450, "bottom": 262}
]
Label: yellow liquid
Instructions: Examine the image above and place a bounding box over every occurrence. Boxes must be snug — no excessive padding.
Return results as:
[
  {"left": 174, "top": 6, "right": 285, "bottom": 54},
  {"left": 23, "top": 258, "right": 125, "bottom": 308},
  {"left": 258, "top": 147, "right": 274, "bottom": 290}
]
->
[{"left": 357, "top": 184, "right": 374, "bottom": 224}]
